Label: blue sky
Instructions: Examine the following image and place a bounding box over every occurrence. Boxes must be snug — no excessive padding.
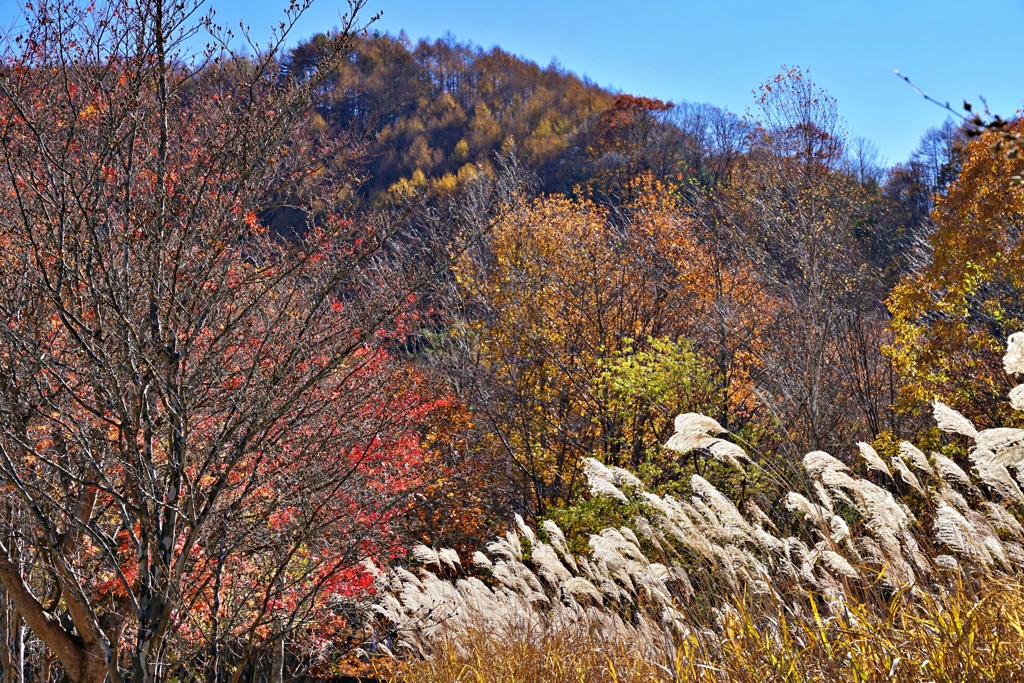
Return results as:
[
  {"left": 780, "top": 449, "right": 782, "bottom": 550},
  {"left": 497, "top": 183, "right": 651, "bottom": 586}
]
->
[{"left": 4, "top": 0, "right": 1023, "bottom": 163}]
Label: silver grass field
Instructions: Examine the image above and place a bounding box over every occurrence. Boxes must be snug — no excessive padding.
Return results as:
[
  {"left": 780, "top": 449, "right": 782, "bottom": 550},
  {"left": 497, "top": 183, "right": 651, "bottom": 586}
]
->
[{"left": 366, "top": 332, "right": 1024, "bottom": 682}]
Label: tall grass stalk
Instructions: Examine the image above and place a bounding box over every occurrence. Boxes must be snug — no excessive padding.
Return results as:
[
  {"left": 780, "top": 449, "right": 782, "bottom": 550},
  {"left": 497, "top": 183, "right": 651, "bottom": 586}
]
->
[{"left": 370, "top": 332, "right": 1024, "bottom": 682}]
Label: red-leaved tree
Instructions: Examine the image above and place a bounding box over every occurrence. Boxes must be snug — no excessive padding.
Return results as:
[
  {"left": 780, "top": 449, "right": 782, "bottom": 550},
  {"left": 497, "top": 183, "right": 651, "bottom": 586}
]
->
[{"left": 0, "top": 1, "right": 449, "bottom": 682}]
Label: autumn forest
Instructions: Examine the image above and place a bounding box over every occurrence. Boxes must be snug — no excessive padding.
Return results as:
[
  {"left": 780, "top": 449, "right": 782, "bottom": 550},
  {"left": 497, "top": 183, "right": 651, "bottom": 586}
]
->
[{"left": 1, "top": 1, "right": 1023, "bottom": 682}]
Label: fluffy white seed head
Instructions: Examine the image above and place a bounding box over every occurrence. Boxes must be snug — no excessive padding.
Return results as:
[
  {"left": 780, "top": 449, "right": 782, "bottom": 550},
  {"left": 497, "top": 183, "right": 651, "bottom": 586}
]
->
[
  {"left": 666, "top": 413, "right": 748, "bottom": 471},
  {"left": 786, "top": 492, "right": 829, "bottom": 525},
  {"left": 935, "top": 503, "right": 992, "bottom": 564},
  {"left": 804, "top": 451, "right": 850, "bottom": 479},
  {"left": 829, "top": 515, "right": 851, "bottom": 544},
  {"left": 584, "top": 458, "right": 629, "bottom": 502},
  {"left": 973, "top": 428, "right": 1024, "bottom": 468},
  {"left": 589, "top": 477, "right": 628, "bottom": 502},
  {"left": 934, "top": 454, "right": 972, "bottom": 487},
  {"left": 821, "top": 550, "right": 859, "bottom": 580},
  {"left": 1010, "top": 385, "right": 1024, "bottom": 412},
  {"left": 583, "top": 457, "right": 615, "bottom": 483},
  {"left": 937, "top": 484, "right": 971, "bottom": 513},
  {"left": 438, "top": 548, "right": 461, "bottom": 571},
  {"left": 563, "top": 577, "right": 603, "bottom": 604},
  {"left": 972, "top": 459, "right": 1024, "bottom": 504},
  {"left": 487, "top": 532, "right": 523, "bottom": 562},
  {"left": 692, "top": 475, "right": 752, "bottom": 541},
  {"left": 531, "top": 542, "right": 572, "bottom": 585},
  {"left": 981, "top": 502, "right": 1024, "bottom": 537},
  {"left": 899, "top": 441, "right": 935, "bottom": 476},
  {"left": 707, "top": 439, "right": 750, "bottom": 470},
  {"left": 471, "top": 551, "right": 492, "bottom": 569},
  {"left": 858, "top": 442, "right": 891, "bottom": 476},
  {"left": 515, "top": 514, "right": 536, "bottom": 544},
  {"left": 1005, "top": 332, "right": 1024, "bottom": 375},
  {"left": 813, "top": 481, "right": 835, "bottom": 513},
  {"left": 744, "top": 500, "right": 779, "bottom": 532},
  {"left": 361, "top": 557, "right": 382, "bottom": 578},
  {"left": 611, "top": 466, "right": 644, "bottom": 489},
  {"left": 410, "top": 545, "right": 440, "bottom": 568},
  {"left": 891, "top": 455, "right": 924, "bottom": 494},
  {"left": 933, "top": 401, "right": 979, "bottom": 440},
  {"left": 674, "top": 412, "right": 726, "bottom": 436},
  {"left": 544, "top": 522, "right": 578, "bottom": 572}
]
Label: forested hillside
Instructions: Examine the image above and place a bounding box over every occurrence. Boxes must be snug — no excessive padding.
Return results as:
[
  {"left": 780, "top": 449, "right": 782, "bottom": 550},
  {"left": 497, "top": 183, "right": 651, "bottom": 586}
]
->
[
  {"left": 285, "top": 32, "right": 958, "bottom": 215},
  {"left": 286, "top": 32, "right": 611, "bottom": 201},
  {"left": 289, "top": 32, "right": 975, "bottom": 516},
  {"left": 0, "top": 2, "right": 1023, "bottom": 682}
]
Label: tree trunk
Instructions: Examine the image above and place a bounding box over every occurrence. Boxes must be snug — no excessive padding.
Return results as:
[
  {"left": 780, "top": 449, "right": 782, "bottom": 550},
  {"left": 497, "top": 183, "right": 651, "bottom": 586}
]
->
[{"left": 270, "top": 636, "right": 284, "bottom": 683}]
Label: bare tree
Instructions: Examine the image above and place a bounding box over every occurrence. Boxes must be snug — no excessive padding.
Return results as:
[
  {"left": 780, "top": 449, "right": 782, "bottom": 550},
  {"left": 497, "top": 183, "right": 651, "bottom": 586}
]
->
[
  {"left": 0, "top": 1, "right": 449, "bottom": 682},
  {"left": 733, "top": 68, "right": 882, "bottom": 455}
]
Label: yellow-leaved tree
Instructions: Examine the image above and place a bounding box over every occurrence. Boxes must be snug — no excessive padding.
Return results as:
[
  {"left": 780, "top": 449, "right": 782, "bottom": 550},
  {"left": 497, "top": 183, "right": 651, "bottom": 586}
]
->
[
  {"left": 454, "top": 177, "right": 769, "bottom": 514},
  {"left": 888, "top": 118, "right": 1024, "bottom": 426}
]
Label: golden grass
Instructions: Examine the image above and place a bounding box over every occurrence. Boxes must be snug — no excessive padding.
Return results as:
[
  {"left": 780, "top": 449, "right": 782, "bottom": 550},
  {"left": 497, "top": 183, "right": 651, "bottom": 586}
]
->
[
  {"left": 387, "top": 576, "right": 1024, "bottom": 683},
  {"left": 382, "top": 618, "right": 672, "bottom": 683}
]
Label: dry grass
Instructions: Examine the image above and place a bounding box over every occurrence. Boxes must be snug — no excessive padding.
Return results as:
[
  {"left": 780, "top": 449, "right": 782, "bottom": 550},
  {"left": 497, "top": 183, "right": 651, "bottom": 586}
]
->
[
  {"left": 387, "top": 576, "right": 1024, "bottom": 682},
  {"left": 372, "top": 335, "right": 1024, "bottom": 682},
  {"left": 386, "top": 618, "right": 670, "bottom": 682},
  {"left": 705, "top": 579, "right": 1024, "bottom": 683}
]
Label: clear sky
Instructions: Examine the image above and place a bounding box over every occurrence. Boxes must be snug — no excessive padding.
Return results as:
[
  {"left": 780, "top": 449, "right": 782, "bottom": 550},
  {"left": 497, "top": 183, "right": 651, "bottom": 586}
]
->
[{"left": 4, "top": 0, "right": 1023, "bottom": 164}]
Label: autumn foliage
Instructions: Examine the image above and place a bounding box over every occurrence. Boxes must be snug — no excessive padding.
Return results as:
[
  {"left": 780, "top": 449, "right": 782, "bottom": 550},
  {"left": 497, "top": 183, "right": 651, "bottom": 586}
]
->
[
  {"left": 451, "top": 176, "right": 772, "bottom": 514},
  {"left": 1, "top": 1, "right": 1024, "bottom": 682},
  {"left": 0, "top": 1, "right": 461, "bottom": 682},
  {"left": 887, "top": 119, "right": 1024, "bottom": 427}
]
